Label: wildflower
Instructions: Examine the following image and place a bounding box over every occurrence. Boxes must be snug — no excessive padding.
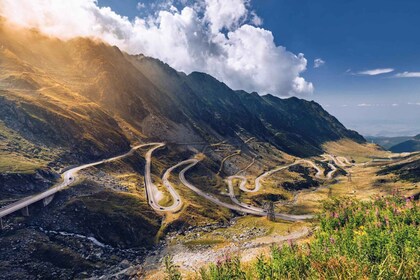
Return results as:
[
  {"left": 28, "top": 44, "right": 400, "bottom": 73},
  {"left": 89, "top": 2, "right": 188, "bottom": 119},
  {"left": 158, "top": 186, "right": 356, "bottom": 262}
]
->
[
  {"left": 330, "top": 237, "right": 336, "bottom": 244},
  {"left": 384, "top": 216, "right": 390, "bottom": 227},
  {"left": 406, "top": 198, "right": 413, "bottom": 209}
]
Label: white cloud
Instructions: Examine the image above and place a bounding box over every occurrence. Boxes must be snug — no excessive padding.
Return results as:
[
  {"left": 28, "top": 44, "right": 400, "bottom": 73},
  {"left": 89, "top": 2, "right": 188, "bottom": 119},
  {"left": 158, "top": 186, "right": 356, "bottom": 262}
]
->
[
  {"left": 407, "top": 102, "right": 420, "bottom": 106},
  {"left": 137, "top": 2, "right": 146, "bottom": 10},
  {"left": 356, "top": 68, "right": 394, "bottom": 76},
  {"left": 314, "top": 58, "right": 325, "bottom": 68},
  {"left": 394, "top": 72, "right": 420, "bottom": 78},
  {"left": 204, "top": 0, "right": 247, "bottom": 34},
  {"left": 250, "top": 11, "right": 263, "bottom": 26},
  {"left": 0, "top": 0, "right": 313, "bottom": 97},
  {"left": 357, "top": 103, "right": 372, "bottom": 107},
  {"left": 391, "top": 103, "right": 398, "bottom": 107}
]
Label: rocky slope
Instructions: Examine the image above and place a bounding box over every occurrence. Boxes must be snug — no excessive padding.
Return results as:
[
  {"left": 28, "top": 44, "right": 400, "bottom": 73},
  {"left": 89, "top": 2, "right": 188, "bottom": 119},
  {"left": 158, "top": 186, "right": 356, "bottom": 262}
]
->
[{"left": 129, "top": 55, "right": 364, "bottom": 156}]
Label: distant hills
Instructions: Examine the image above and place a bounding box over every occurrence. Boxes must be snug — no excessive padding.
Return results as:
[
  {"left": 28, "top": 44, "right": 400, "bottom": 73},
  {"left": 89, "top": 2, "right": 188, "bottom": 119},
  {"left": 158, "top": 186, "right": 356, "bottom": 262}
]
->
[
  {"left": 366, "top": 135, "right": 420, "bottom": 153},
  {"left": 365, "top": 136, "right": 412, "bottom": 149},
  {"left": 389, "top": 134, "right": 420, "bottom": 153}
]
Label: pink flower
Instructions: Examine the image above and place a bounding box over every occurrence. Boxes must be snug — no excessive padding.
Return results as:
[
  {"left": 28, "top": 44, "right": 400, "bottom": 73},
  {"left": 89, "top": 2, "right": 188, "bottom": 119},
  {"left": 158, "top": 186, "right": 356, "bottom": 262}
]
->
[{"left": 385, "top": 216, "right": 390, "bottom": 227}]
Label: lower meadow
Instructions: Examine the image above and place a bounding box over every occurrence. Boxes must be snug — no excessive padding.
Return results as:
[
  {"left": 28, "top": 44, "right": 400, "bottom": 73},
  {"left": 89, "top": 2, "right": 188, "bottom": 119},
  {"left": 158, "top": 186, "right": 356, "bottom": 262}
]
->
[{"left": 165, "top": 193, "right": 419, "bottom": 279}]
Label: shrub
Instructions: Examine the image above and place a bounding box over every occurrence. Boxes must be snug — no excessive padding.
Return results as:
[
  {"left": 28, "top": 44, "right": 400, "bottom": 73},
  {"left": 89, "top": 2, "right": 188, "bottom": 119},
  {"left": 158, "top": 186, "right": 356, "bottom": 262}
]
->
[{"left": 164, "top": 255, "right": 182, "bottom": 280}]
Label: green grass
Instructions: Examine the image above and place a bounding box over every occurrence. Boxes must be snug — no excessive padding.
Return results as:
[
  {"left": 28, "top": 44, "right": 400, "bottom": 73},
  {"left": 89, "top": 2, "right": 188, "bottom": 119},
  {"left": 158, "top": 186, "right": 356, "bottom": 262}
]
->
[
  {"left": 0, "top": 120, "right": 58, "bottom": 173},
  {"left": 165, "top": 193, "right": 420, "bottom": 279},
  {"left": 0, "top": 154, "right": 44, "bottom": 173}
]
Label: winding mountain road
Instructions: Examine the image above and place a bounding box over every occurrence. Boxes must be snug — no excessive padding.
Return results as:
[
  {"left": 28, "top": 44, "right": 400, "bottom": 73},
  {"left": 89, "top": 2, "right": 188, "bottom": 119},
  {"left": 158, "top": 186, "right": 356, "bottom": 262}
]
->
[
  {"left": 160, "top": 160, "right": 190, "bottom": 212},
  {"left": 2, "top": 142, "right": 354, "bottom": 223},
  {"left": 323, "top": 154, "right": 351, "bottom": 167},
  {"left": 337, "top": 156, "right": 352, "bottom": 166},
  {"left": 251, "top": 159, "right": 323, "bottom": 193},
  {"left": 0, "top": 143, "right": 159, "bottom": 220},
  {"left": 177, "top": 158, "right": 313, "bottom": 221},
  {"left": 326, "top": 163, "right": 337, "bottom": 179},
  {"left": 217, "top": 150, "right": 241, "bottom": 174},
  {"left": 225, "top": 159, "right": 326, "bottom": 213}
]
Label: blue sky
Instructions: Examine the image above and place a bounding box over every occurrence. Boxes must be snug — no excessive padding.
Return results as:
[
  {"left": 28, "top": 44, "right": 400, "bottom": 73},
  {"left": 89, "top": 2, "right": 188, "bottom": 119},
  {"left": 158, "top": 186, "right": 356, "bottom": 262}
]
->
[{"left": 97, "top": 0, "right": 420, "bottom": 136}]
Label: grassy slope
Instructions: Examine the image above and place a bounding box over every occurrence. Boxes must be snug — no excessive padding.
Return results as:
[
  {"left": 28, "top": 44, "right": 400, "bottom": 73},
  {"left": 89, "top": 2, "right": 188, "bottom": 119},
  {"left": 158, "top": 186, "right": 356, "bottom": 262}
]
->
[
  {"left": 378, "top": 154, "right": 420, "bottom": 183},
  {"left": 0, "top": 120, "right": 57, "bottom": 173},
  {"left": 323, "top": 139, "right": 389, "bottom": 162},
  {"left": 197, "top": 195, "right": 420, "bottom": 280}
]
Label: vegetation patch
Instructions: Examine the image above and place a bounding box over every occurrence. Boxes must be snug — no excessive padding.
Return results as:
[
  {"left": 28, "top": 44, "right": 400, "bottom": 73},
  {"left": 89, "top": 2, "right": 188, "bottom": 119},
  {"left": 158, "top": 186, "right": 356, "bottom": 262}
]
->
[
  {"left": 171, "top": 194, "right": 420, "bottom": 279},
  {"left": 378, "top": 158, "right": 420, "bottom": 183},
  {"left": 32, "top": 243, "right": 93, "bottom": 271}
]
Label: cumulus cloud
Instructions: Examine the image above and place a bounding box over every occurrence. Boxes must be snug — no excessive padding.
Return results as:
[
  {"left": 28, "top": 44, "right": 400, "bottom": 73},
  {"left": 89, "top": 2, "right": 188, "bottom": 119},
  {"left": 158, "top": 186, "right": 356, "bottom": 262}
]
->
[
  {"left": 356, "top": 68, "right": 394, "bottom": 76},
  {"left": 0, "top": 0, "right": 313, "bottom": 96},
  {"left": 314, "top": 58, "right": 325, "bottom": 68},
  {"left": 204, "top": 0, "right": 247, "bottom": 34},
  {"left": 394, "top": 72, "right": 420, "bottom": 78}
]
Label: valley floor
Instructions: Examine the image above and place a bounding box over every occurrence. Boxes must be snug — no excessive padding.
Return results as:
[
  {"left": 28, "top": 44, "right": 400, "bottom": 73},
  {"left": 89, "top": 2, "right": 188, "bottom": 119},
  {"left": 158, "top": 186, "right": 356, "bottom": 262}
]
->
[{"left": 0, "top": 139, "right": 419, "bottom": 279}]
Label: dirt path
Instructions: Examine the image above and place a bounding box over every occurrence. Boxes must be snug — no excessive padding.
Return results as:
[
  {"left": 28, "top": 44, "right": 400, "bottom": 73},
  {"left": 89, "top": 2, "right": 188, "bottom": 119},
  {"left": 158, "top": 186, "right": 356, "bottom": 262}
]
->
[{"left": 144, "top": 226, "right": 311, "bottom": 278}]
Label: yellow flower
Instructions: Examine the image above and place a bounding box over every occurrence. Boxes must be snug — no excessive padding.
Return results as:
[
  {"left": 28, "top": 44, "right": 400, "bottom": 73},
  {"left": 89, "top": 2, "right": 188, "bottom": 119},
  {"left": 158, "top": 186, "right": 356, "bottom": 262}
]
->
[{"left": 353, "top": 229, "right": 367, "bottom": 236}]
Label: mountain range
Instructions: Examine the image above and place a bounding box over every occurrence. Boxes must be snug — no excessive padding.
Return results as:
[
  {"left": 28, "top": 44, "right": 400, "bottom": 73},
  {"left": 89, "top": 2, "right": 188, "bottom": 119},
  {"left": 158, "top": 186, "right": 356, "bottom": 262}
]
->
[
  {"left": 4, "top": 17, "right": 420, "bottom": 280},
  {"left": 0, "top": 19, "right": 364, "bottom": 173}
]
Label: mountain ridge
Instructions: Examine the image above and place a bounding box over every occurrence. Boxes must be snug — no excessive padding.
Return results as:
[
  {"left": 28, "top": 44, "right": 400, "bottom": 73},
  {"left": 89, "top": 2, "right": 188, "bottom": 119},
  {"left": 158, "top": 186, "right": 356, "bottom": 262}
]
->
[
  {"left": 0, "top": 20, "right": 365, "bottom": 168},
  {"left": 390, "top": 134, "right": 420, "bottom": 153}
]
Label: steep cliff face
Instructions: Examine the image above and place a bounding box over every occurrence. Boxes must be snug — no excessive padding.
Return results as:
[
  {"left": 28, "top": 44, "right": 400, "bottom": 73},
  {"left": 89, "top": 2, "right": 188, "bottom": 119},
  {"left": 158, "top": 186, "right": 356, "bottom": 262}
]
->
[{"left": 128, "top": 56, "right": 365, "bottom": 156}]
